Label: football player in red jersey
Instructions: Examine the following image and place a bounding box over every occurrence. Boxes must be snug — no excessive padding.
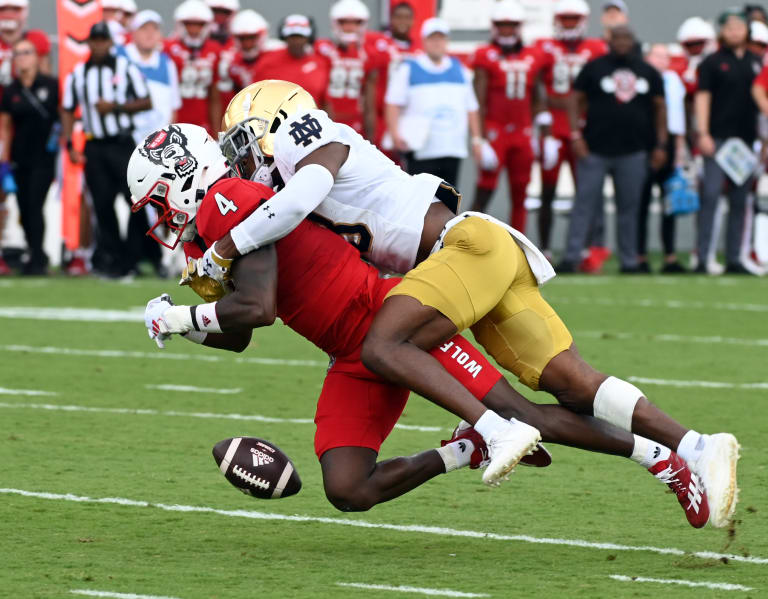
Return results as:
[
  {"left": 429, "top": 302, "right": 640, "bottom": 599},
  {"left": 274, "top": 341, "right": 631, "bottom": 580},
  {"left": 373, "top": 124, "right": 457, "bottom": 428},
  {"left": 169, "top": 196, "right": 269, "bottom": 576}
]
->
[
  {"left": 217, "top": 10, "right": 268, "bottom": 106},
  {"left": 0, "top": 0, "right": 51, "bottom": 86},
  {"left": 127, "top": 124, "right": 711, "bottom": 525},
  {"left": 534, "top": 0, "right": 607, "bottom": 258},
  {"left": 670, "top": 17, "right": 716, "bottom": 98},
  {"left": 316, "top": 0, "right": 377, "bottom": 138},
  {"left": 206, "top": 0, "right": 238, "bottom": 48},
  {"left": 385, "top": 1, "right": 421, "bottom": 56},
  {"left": 165, "top": 0, "right": 222, "bottom": 137},
  {"left": 469, "top": 0, "right": 549, "bottom": 234},
  {"left": 365, "top": 29, "right": 400, "bottom": 150},
  {"left": 253, "top": 15, "right": 331, "bottom": 111}
]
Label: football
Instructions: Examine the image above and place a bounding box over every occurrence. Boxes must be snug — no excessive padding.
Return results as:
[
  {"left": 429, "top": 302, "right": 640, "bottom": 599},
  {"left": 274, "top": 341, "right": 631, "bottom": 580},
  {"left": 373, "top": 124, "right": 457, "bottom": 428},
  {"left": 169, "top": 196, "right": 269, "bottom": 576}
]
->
[{"left": 212, "top": 437, "right": 302, "bottom": 499}]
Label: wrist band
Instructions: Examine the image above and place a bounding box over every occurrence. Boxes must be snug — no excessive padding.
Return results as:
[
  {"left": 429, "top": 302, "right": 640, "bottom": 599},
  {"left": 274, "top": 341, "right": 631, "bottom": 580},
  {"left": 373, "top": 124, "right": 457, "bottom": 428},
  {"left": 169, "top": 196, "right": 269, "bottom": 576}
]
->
[
  {"left": 471, "top": 136, "right": 484, "bottom": 146},
  {"left": 191, "top": 302, "right": 223, "bottom": 333},
  {"left": 534, "top": 111, "right": 553, "bottom": 127}
]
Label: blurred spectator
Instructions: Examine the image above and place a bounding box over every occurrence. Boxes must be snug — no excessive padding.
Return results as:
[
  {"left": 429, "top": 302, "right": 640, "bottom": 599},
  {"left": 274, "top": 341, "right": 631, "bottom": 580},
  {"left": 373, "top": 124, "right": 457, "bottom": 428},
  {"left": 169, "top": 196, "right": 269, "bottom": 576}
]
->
[
  {"left": 385, "top": 18, "right": 481, "bottom": 185},
  {"left": 120, "top": 0, "right": 137, "bottom": 31},
  {"left": 745, "top": 4, "right": 768, "bottom": 24},
  {"left": 535, "top": 0, "right": 607, "bottom": 257},
  {"left": 671, "top": 17, "right": 716, "bottom": 96},
  {"left": 61, "top": 22, "right": 152, "bottom": 278},
  {"left": 253, "top": 15, "right": 330, "bottom": 109},
  {"left": 638, "top": 43, "right": 688, "bottom": 273},
  {"left": 119, "top": 10, "right": 181, "bottom": 144},
  {"left": 0, "top": 0, "right": 51, "bottom": 83},
  {"left": 469, "top": 0, "right": 546, "bottom": 232},
  {"left": 559, "top": 25, "right": 666, "bottom": 274},
  {"left": 695, "top": 9, "right": 761, "bottom": 274},
  {"left": 102, "top": 0, "right": 128, "bottom": 46},
  {"left": 165, "top": 0, "right": 222, "bottom": 136},
  {"left": 206, "top": 0, "right": 238, "bottom": 48},
  {"left": 0, "top": 38, "right": 58, "bottom": 275},
  {"left": 385, "top": 1, "right": 421, "bottom": 55},
  {"left": 217, "top": 9, "right": 268, "bottom": 103},
  {"left": 316, "top": 0, "right": 377, "bottom": 138},
  {"left": 748, "top": 19, "right": 768, "bottom": 57}
]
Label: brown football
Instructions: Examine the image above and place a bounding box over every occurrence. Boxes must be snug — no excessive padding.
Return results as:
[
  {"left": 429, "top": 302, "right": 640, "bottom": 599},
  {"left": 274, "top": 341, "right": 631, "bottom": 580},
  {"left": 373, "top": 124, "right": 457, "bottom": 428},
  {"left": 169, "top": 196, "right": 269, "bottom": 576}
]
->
[{"left": 212, "top": 437, "right": 302, "bottom": 499}]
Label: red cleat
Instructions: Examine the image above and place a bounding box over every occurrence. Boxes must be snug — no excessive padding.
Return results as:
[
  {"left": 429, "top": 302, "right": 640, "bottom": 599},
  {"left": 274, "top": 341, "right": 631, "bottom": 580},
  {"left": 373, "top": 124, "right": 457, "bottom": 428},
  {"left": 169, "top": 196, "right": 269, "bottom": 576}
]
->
[
  {"left": 65, "top": 256, "right": 89, "bottom": 276},
  {"left": 649, "top": 451, "right": 710, "bottom": 528},
  {"left": 0, "top": 256, "right": 10, "bottom": 275},
  {"left": 580, "top": 246, "right": 611, "bottom": 273}
]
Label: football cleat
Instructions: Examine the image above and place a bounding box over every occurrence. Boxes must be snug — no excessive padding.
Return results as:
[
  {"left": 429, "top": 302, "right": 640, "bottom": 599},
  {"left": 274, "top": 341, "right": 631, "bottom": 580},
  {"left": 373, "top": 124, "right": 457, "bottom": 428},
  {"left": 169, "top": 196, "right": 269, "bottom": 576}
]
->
[
  {"left": 0, "top": 255, "right": 11, "bottom": 275},
  {"left": 482, "top": 418, "right": 541, "bottom": 487},
  {"left": 649, "top": 452, "right": 709, "bottom": 528},
  {"left": 691, "top": 433, "right": 740, "bottom": 528},
  {"left": 441, "top": 421, "right": 489, "bottom": 469}
]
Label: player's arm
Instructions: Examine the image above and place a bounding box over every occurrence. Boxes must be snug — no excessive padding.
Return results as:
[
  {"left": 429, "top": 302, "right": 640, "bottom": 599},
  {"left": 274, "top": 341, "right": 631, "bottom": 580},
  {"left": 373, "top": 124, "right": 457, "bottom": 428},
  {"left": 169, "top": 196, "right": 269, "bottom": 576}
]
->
[
  {"left": 473, "top": 66, "right": 488, "bottom": 136},
  {"left": 208, "top": 79, "right": 222, "bottom": 134},
  {"left": 211, "top": 142, "right": 348, "bottom": 262},
  {"left": 363, "top": 68, "right": 378, "bottom": 141}
]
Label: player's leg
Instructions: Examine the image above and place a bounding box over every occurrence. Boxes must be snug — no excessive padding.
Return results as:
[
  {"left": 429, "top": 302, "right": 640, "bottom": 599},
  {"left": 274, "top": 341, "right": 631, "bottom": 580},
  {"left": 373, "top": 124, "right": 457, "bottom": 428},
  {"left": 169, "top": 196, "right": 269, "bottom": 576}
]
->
[
  {"left": 470, "top": 123, "right": 504, "bottom": 214},
  {"left": 507, "top": 138, "right": 534, "bottom": 233},
  {"left": 538, "top": 141, "right": 564, "bottom": 254}
]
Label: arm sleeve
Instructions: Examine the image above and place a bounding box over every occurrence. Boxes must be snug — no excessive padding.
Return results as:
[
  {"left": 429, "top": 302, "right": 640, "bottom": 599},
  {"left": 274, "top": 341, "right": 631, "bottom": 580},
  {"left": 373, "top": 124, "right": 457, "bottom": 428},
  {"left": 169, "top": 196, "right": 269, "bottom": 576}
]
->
[
  {"left": 665, "top": 71, "right": 686, "bottom": 136},
  {"left": 384, "top": 61, "right": 410, "bottom": 106},
  {"left": 649, "top": 67, "right": 665, "bottom": 98},
  {"left": 229, "top": 163, "right": 335, "bottom": 254},
  {"left": 62, "top": 71, "right": 76, "bottom": 111},
  {"left": 697, "top": 56, "right": 714, "bottom": 92}
]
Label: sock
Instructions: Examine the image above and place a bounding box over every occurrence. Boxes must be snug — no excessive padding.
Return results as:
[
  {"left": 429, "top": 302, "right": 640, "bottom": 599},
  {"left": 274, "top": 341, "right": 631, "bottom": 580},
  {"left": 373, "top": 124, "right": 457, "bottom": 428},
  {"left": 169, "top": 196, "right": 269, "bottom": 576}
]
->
[
  {"left": 677, "top": 430, "right": 707, "bottom": 464},
  {"left": 436, "top": 439, "right": 475, "bottom": 472},
  {"left": 473, "top": 410, "right": 509, "bottom": 440},
  {"left": 630, "top": 435, "right": 671, "bottom": 469}
]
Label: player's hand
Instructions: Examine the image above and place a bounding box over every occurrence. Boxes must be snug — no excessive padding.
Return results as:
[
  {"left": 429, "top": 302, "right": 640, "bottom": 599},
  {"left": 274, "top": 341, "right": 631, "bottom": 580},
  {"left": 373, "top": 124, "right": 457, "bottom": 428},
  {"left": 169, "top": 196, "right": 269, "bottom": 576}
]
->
[
  {"left": 200, "top": 243, "right": 233, "bottom": 283},
  {"left": 650, "top": 147, "right": 667, "bottom": 171},
  {"left": 68, "top": 148, "right": 85, "bottom": 165},
  {"left": 541, "top": 136, "right": 562, "bottom": 171},
  {"left": 94, "top": 99, "right": 116, "bottom": 115},
  {"left": 698, "top": 132, "right": 716, "bottom": 157},
  {"left": 144, "top": 293, "right": 174, "bottom": 349},
  {"left": 180, "top": 258, "right": 229, "bottom": 302},
  {"left": 571, "top": 137, "right": 589, "bottom": 160},
  {"left": 392, "top": 134, "right": 410, "bottom": 153}
]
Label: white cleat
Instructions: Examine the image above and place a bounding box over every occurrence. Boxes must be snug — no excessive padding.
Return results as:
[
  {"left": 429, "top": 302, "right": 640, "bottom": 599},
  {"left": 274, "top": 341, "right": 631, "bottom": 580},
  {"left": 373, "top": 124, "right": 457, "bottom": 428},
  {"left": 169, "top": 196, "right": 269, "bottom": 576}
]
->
[
  {"left": 692, "top": 433, "right": 740, "bottom": 528},
  {"left": 481, "top": 418, "right": 541, "bottom": 487}
]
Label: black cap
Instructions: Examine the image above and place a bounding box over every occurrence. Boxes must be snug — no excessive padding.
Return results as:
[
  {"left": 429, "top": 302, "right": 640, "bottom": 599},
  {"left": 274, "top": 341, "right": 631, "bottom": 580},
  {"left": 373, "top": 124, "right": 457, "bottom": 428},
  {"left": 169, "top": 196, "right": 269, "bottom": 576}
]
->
[{"left": 88, "top": 21, "right": 112, "bottom": 40}]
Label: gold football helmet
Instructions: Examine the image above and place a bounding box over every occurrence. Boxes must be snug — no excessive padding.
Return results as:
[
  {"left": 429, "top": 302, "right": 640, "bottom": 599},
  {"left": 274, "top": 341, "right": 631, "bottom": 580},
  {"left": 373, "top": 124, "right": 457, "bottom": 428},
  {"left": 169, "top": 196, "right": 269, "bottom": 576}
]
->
[{"left": 219, "top": 80, "right": 317, "bottom": 179}]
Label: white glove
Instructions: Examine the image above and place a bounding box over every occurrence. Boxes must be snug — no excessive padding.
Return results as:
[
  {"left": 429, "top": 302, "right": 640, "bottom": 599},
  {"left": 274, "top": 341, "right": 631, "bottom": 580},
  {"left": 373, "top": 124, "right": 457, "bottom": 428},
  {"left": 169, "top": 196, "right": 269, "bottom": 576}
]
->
[
  {"left": 479, "top": 140, "right": 499, "bottom": 171},
  {"left": 541, "top": 136, "right": 562, "bottom": 171},
  {"left": 200, "top": 243, "right": 233, "bottom": 283},
  {"left": 144, "top": 293, "right": 174, "bottom": 349}
]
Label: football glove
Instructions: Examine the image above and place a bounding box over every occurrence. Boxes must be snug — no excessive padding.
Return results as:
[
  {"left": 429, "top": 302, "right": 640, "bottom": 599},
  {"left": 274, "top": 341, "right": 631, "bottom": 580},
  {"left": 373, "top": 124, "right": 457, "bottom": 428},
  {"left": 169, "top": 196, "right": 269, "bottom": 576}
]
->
[
  {"left": 200, "top": 243, "right": 233, "bottom": 283},
  {"left": 180, "top": 258, "right": 229, "bottom": 303},
  {"left": 541, "top": 136, "right": 562, "bottom": 171},
  {"left": 144, "top": 293, "right": 174, "bottom": 348}
]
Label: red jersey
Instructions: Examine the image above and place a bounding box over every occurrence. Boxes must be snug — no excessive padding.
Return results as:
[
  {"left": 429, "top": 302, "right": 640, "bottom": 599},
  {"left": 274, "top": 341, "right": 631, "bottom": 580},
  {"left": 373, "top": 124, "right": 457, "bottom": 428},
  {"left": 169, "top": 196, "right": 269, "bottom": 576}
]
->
[
  {"left": 218, "top": 48, "right": 262, "bottom": 106},
  {"left": 315, "top": 38, "right": 374, "bottom": 133},
  {"left": 184, "top": 178, "right": 378, "bottom": 357},
  {"left": 472, "top": 43, "right": 549, "bottom": 135},
  {"left": 253, "top": 48, "right": 331, "bottom": 108},
  {"left": 535, "top": 37, "right": 607, "bottom": 138},
  {"left": 0, "top": 30, "right": 50, "bottom": 87},
  {"left": 669, "top": 53, "right": 705, "bottom": 96},
  {"left": 164, "top": 37, "right": 222, "bottom": 134}
]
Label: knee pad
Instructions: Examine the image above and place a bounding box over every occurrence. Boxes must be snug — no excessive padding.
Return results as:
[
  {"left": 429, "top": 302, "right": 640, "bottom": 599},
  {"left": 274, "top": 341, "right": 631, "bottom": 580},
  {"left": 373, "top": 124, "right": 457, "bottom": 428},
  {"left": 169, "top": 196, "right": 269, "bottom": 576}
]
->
[{"left": 593, "top": 376, "right": 644, "bottom": 431}]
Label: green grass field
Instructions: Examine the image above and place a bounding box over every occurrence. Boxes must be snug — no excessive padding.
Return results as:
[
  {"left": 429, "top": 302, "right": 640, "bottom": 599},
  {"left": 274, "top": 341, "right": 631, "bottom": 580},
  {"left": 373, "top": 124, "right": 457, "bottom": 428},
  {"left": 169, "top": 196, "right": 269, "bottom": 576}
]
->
[{"left": 0, "top": 273, "right": 766, "bottom": 599}]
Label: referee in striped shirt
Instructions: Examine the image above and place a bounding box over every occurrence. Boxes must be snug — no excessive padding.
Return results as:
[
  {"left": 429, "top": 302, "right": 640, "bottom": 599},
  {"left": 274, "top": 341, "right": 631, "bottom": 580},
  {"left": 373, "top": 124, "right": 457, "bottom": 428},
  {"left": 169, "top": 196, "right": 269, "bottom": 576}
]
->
[{"left": 61, "top": 22, "right": 152, "bottom": 278}]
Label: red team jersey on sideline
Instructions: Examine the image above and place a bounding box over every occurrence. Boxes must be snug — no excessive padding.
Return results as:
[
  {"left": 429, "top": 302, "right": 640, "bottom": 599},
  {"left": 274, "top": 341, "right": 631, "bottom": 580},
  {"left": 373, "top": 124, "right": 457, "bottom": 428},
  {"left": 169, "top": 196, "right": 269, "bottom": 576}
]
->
[
  {"left": 165, "top": 37, "right": 222, "bottom": 135},
  {"left": 253, "top": 48, "right": 331, "bottom": 108},
  {"left": 669, "top": 53, "right": 704, "bottom": 96},
  {"left": 218, "top": 48, "right": 262, "bottom": 106},
  {"left": 535, "top": 37, "right": 607, "bottom": 138},
  {"left": 365, "top": 31, "right": 399, "bottom": 141},
  {"left": 315, "top": 38, "right": 374, "bottom": 133},
  {"left": 472, "top": 43, "right": 549, "bottom": 136}
]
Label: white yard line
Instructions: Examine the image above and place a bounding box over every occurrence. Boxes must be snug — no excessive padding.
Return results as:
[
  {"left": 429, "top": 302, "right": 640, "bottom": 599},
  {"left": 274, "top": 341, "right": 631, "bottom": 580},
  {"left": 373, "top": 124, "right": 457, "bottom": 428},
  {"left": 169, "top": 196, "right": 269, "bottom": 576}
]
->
[
  {"left": 145, "top": 384, "right": 242, "bottom": 395},
  {"left": 2, "top": 488, "right": 766, "bottom": 566},
  {"left": 629, "top": 376, "right": 768, "bottom": 390},
  {"left": 0, "top": 344, "right": 327, "bottom": 368},
  {"left": 609, "top": 575, "right": 754, "bottom": 592},
  {"left": 70, "top": 590, "right": 181, "bottom": 599},
  {"left": 0, "top": 402, "right": 443, "bottom": 433},
  {"left": 553, "top": 296, "right": 768, "bottom": 313},
  {"left": 0, "top": 307, "right": 145, "bottom": 322},
  {"left": 0, "top": 387, "right": 58, "bottom": 396},
  {"left": 336, "top": 582, "right": 489, "bottom": 597},
  {"left": 575, "top": 330, "right": 768, "bottom": 348}
]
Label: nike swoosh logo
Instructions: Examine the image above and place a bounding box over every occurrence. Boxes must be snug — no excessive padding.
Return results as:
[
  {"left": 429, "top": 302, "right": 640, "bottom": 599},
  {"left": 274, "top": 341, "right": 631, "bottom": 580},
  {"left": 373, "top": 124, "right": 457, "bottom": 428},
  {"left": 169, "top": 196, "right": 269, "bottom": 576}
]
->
[{"left": 137, "top": 175, "right": 146, "bottom": 183}]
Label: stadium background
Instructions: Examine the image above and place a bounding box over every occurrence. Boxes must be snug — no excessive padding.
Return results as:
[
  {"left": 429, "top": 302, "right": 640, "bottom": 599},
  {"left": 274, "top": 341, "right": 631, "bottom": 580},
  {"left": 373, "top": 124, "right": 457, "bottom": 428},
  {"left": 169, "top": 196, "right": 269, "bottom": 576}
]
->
[{"left": 3, "top": 0, "right": 748, "bottom": 265}]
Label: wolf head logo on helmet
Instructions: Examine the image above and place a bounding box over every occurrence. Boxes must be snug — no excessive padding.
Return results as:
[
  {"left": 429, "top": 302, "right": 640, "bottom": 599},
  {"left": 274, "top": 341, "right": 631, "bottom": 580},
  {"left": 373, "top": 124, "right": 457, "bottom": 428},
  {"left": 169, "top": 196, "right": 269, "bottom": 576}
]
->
[{"left": 140, "top": 125, "right": 199, "bottom": 179}]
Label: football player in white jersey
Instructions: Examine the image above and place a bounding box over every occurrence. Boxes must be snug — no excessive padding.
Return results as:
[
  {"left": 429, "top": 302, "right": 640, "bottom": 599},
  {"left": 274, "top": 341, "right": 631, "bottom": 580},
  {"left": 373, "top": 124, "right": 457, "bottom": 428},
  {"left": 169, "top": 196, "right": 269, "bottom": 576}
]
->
[{"left": 206, "top": 80, "right": 739, "bottom": 526}]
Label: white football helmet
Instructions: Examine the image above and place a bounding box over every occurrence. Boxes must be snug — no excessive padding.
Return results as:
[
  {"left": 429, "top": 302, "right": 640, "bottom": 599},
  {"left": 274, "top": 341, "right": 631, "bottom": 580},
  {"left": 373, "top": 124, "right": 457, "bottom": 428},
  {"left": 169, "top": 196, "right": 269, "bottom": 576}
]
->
[
  {"left": 751, "top": 21, "right": 768, "bottom": 45},
  {"left": 330, "top": 0, "right": 369, "bottom": 45},
  {"left": 677, "top": 17, "right": 715, "bottom": 43},
  {"left": 128, "top": 124, "right": 229, "bottom": 249},
  {"left": 490, "top": 0, "right": 525, "bottom": 47},
  {"left": 175, "top": 0, "right": 214, "bottom": 48},
  {"left": 553, "top": 0, "right": 589, "bottom": 41},
  {"left": 0, "top": 0, "right": 27, "bottom": 33}
]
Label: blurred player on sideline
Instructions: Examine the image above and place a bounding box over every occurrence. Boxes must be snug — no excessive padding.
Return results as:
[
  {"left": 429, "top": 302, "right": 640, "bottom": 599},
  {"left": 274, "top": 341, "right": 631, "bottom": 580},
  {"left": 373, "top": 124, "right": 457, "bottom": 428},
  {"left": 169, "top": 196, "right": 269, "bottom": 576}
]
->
[
  {"left": 470, "top": 0, "right": 548, "bottom": 234},
  {"left": 0, "top": 0, "right": 50, "bottom": 84},
  {"left": 218, "top": 10, "right": 268, "bottom": 106},
  {"left": 253, "top": 15, "right": 331, "bottom": 111},
  {"left": 129, "top": 123, "right": 712, "bottom": 525},
  {"left": 316, "top": 0, "right": 378, "bottom": 138},
  {"left": 165, "top": 0, "right": 222, "bottom": 137},
  {"left": 206, "top": 0, "right": 238, "bottom": 48},
  {"left": 535, "top": 0, "right": 607, "bottom": 259}
]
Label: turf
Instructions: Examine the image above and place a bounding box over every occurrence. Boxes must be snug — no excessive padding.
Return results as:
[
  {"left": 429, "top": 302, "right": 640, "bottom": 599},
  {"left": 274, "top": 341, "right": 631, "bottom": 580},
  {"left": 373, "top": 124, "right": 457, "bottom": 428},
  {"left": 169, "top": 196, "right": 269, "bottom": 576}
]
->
[{"left": 0, "top": 273, "right": 765, "bottom": 598}]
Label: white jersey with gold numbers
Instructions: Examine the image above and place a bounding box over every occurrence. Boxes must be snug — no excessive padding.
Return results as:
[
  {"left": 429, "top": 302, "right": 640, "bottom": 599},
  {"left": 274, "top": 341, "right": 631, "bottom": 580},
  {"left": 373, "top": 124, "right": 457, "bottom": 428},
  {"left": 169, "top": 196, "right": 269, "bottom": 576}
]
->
[{"left": 272, "top": 108, "right": 442, "bottom": 274}]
